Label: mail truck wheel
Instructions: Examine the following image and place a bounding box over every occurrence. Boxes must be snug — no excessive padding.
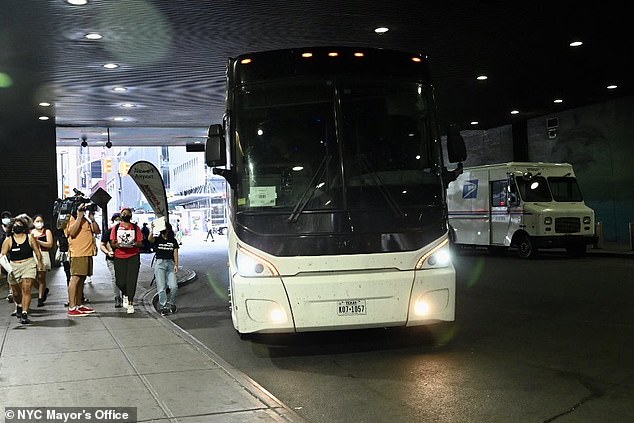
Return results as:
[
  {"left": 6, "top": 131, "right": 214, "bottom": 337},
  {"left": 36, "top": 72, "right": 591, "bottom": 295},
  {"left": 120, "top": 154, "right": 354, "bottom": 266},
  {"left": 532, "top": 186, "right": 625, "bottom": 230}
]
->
[{"left": 517, "top": 234, "right": 536, "bottom": 259}]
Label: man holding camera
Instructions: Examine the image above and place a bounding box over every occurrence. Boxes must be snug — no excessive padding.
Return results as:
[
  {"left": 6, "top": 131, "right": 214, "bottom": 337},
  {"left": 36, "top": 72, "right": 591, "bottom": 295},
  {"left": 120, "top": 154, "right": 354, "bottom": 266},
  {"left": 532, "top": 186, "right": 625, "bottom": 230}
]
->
[{"left": 65, "top": 202, "right": 100, "bottom": 316}]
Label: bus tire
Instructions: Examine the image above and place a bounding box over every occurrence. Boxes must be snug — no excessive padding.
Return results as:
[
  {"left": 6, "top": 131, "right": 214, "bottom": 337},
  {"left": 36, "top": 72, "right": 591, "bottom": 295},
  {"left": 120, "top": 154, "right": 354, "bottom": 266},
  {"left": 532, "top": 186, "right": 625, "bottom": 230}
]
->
[{"left": 517, "top": 234, "right": 536, "bottom": 259}]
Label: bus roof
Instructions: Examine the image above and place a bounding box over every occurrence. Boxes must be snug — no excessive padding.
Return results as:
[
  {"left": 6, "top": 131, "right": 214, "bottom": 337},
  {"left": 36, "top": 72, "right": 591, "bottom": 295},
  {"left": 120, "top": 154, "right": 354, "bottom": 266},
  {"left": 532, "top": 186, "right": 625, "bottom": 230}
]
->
[{"left": 230, "top": 46, "right": 432, "bottom": 84}]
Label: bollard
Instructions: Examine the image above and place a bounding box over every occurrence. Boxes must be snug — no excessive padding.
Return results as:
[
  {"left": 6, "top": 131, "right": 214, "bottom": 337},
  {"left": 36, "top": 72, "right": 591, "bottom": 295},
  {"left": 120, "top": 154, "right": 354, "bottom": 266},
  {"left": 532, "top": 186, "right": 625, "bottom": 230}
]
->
[
  {"left": 630, "top": 223, "right": 634, "bottom": 251},
  {"left": 594, "top": 222, "right": 604, "bottom": 249}
]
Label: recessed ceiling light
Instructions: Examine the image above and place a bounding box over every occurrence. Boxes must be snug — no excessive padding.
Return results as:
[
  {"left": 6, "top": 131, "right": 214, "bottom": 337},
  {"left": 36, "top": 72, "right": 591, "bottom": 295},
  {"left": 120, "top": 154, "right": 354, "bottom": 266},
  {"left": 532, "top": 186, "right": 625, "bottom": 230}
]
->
[
  {"left": 470, "top": 121, "right": 479, "bottom": 125},
  {"left": 607, "top": 84, "right": 618, "bottom": 90},
  {"left": 112, "top": 86, "right": 128, "bottom": 93},
  {"left": 476, "top": 75, "right": 488, "bottom": 81},
  {"left": 39, "top": 102, "right": 51, "bottom": 107},
  {"left": 374, "top": 27, "right": 389, "bottom": 34},
  {"left": 121, "top": 103, "right": 135, "bottom": 108},
  {"left": 103, "top": 63, "right": 119, "bottom": 69},
  {"left": 510, "top": 110, "right": 520, "bottom": 115},
  {"left": 554, "top": 99, "right": 563, "bottom": 104},
  {"left": 85, "top": 33, "right": 103, "bottom": 40},
  {"left": 301, "top": 52, "right": 313, "bottom": 58},
  {"left": 38, "top": 116, "right": 50, "bottom": 121},
  {"left": 569, "top": 41, "right": 583, "bottom": 47},
  {"left": 66, "top": 0, "right": 88, "bottom": 5},
  {"left": 112, "top": 117, "right": 126, "bottom": 121}
]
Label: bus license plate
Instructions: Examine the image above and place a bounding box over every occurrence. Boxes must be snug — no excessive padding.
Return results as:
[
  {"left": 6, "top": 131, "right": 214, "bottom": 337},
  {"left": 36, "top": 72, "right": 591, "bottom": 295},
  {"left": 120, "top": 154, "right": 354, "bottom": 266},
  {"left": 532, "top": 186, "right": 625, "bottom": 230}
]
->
[{"left": 338, "top": 299, "right": 366, "bottom": 316}]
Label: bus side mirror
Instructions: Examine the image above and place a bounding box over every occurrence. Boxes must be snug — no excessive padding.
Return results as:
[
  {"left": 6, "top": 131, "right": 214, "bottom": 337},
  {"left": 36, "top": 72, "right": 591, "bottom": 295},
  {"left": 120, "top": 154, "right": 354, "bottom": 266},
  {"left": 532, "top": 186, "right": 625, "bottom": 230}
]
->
[
  {"left": 446, "top": 124, "right": 467, "bottom": 163},
  {"left": 205, "top": 124, "right": 226, "bottom": 167}
]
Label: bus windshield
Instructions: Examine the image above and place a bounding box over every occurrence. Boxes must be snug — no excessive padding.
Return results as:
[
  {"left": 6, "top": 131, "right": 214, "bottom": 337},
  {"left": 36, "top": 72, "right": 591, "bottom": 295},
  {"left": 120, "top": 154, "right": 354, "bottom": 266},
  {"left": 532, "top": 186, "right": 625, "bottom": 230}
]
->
[{"left": 233, "top": 78, "right": 442, "bottom": 217}]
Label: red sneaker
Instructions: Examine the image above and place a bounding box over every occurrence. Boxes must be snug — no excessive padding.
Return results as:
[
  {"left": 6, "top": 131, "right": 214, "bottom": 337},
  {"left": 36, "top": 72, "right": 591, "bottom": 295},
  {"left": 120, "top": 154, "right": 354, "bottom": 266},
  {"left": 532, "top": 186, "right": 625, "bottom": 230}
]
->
[
  {"left": 77, "top": 305, "right": 95, "bottom": 314},
  {"left": 67, "top": 308, "right": 87, "bottom": 317}
]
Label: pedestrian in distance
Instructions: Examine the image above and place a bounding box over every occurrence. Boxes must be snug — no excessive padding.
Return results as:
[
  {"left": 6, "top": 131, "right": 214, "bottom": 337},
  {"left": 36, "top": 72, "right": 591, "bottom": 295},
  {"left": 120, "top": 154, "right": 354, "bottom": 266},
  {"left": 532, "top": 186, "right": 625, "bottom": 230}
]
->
[
  {"left": 0, "top": 214, "right": 45, "bottom": 324},
  {"left": 65, "top": 203, "right": 100, "bottom": 317},
  {"left": 110, "top": 208, "right": 143, "bottom": 314},
  {"left": 31, "top": 214, "right": 53, "bottom": 307},
  {"left": 100, "top": 212, "right": 124, "bottom": 308},
  {"left": 204, "top": 218, "right": 215, "bottom": 242},
  {"left": 141, "top": 222, "right": 152, "bottom": 253},
  {"left": 149, "top": 220, "right": 179, "bottom": 315}
]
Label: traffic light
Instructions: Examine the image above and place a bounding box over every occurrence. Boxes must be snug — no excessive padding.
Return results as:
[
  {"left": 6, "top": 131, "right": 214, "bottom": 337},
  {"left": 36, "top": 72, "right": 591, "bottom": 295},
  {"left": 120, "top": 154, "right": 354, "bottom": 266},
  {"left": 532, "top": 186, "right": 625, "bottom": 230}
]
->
[
  {"left": 104, "top": 158, "right": 112, "bottom": 173},
  {"left": 119, "top": 160, "right": 130, "bottom": 176},
  {"left": 64, "top": 184, "right": 70, "bottom": 197}
]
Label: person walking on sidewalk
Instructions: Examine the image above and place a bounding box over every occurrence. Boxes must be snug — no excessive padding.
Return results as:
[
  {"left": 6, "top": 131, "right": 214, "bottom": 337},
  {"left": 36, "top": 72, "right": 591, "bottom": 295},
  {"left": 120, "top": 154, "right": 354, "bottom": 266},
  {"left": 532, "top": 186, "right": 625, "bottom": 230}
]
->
[
  {"left": 1, "top": 210, "right": 13, "bottom": 303},
  {"left": 110, "top": 208, "right": 143, "bottom": 314},
  {"left": 31, "top": 214, "right": 53, "bottom": 307},
  {"left": 149, "top": 220, "right": 179, "bottom": 315},
  {"left": 65, "top": 203, "right": 100, "bottom": 317},
  {"left": 204, "top": 218, "right": 215, "bottom": 242},
  {"left": 100, "top": 212, "right": 124, "bottom": 308},
  {"left": 1, "top": 214, "right": 45, "bottom": 324}
]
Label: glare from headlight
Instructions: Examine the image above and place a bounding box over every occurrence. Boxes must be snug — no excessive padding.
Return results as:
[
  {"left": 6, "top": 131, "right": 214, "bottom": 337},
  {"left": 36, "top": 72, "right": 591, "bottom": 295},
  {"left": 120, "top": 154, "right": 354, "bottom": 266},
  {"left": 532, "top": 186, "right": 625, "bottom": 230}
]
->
[
  {"left": 414, "top": 299, "right": 430, "bottom": 316},
  {"left": 270, "top": 308, "right": 287, "bottom": 323}
]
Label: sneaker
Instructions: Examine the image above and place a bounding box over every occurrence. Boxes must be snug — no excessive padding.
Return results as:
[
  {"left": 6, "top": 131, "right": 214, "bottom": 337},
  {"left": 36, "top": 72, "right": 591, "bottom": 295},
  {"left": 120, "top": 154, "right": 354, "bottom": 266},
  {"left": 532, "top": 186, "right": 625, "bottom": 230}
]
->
[
  {"left": 16, "top": 305, "right": 22, "bottom": 321},
  {"left": 64, "top": 302, "right": 69, "bottom": 308},
  {"left": 122, "top": 295, "right": 129, "bottom": 308},
  {"left": 37, "top": 298, "right": 45, "bottom": 307},
  {"left": 114, "top": 296, "right": 123, "bottom": 308},
  {"left": 127, "top": 304, "right": 135, "bottom": 314},
  {"left": 10, "top": 310, "right": 17, "bottom": 317},
  {"left": 7, "top": 294, "right": 13, "bottom": 303},
  {"left": 160, "top": 307, "right": 169, "bottom": 316},
  {"left": 77, "top": 305, "right": 95, "bottom": 314},
  {"left": 170, "top": 304, "right": 177, "bottom": 314},
  {"left": 20, "top": 312, "right": 31, "bottom": 324},
  {"left": 67, "top": 308, "right": 87, "bottom": 317},
  {"left": 43, "top": 287, "right": 49, "bottom": 302}
]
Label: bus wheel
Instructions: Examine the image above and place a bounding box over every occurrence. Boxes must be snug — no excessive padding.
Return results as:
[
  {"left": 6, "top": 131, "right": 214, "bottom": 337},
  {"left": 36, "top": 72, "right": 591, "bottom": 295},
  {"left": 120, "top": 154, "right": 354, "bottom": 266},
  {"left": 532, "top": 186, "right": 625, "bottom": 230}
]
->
[{"left": 517, "top": 235, "right": 536, "bottom": 259}]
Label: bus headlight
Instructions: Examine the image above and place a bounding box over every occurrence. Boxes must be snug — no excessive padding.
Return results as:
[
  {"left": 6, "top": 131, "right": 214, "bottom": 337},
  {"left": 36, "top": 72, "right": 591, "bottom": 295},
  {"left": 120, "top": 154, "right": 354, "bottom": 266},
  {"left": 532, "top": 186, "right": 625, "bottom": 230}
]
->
[
  {"left": 416, "top": 239, "right": 451, "bottom": 269},
  {"left": 583, "top": 216, "right": 591, "bottom": 224},
  {"left": 236, "top": 245, "right": 279, "bottom": 277},
  {"left": 544, "top": 216, "right": 552, "bottom": 225}
]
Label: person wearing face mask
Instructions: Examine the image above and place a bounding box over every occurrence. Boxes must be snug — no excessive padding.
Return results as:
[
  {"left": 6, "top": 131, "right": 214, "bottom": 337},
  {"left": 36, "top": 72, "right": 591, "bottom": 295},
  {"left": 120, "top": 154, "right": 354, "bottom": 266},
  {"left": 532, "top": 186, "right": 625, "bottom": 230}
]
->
[
  {"left": 0, "top": 211, "right": 13, "bottom": 302},
  {"left": 31, "top": 214, "right": 54, "bottom": 307},
  {"left": 100, "top": 213, "right": 124, "bottom": 308},
  {"left": 149, "top": 219, "right": 179, "bottom": 316},
  {"left": 0, "top": 214, "right": 44, "bottom": 324},
  {"left": 110, "top": 208, "right": 143, "bottom": 314}
]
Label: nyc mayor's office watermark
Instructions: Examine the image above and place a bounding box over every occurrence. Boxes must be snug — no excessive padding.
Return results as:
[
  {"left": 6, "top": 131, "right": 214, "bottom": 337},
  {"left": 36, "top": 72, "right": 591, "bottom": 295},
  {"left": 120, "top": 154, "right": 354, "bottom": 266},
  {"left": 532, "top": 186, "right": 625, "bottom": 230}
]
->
[{"left": 4, "top": 407, "right": 136, "bottom": 423}]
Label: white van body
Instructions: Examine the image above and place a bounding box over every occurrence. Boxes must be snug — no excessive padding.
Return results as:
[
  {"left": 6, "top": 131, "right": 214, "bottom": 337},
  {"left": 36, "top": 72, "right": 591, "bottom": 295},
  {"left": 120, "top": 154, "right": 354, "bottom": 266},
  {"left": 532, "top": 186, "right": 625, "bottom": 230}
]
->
[{"left": 447, "top": 162, "right": 595, "bottom": 258}]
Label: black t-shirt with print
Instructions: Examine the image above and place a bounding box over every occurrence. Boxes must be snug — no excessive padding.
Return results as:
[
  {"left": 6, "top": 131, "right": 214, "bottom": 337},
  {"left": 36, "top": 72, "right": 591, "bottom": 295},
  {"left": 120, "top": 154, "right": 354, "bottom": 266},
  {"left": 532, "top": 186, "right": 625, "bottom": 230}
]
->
[{"left": 152, "top": 235, "right": 179, "bottom": 260}]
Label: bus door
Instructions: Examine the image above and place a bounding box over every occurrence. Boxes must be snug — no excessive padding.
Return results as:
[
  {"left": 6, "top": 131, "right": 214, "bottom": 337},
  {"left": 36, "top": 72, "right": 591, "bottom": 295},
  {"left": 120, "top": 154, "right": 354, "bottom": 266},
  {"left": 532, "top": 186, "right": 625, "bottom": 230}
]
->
[{"left": 490, "top": 179, "right": 511, "bottom": 245}]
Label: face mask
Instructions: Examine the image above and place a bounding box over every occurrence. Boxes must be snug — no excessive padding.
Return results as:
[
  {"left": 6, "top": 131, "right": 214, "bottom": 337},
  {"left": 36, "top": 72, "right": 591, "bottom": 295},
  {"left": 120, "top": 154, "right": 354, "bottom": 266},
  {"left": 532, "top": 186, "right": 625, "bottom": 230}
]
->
[
  {"left": 121, "top": 215, "right": 131, "bottom": 223},
  {"left": 2, "top": 218, "right": 10, "bottom": 226},
  {"left": 34, "top": 222, "right": 44, "bottom": 230},
  {"left": 12, "top": 225, "right": 25, "bottom": 234}
]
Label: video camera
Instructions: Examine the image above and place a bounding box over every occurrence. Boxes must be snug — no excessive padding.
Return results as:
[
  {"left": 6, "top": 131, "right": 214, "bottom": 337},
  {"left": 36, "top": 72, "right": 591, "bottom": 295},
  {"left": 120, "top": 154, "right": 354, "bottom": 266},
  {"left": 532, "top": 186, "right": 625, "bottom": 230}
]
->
[{"left": 53, "top": 189, "right": 98, "bottom": 229}]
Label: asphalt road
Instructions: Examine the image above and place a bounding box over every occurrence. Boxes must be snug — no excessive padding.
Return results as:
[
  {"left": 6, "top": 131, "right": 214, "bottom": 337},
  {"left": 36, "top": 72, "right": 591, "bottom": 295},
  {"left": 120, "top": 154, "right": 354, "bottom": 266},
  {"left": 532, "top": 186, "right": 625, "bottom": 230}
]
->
[{"left": 169, "top": 234, "right": 634, "bottom": 423}]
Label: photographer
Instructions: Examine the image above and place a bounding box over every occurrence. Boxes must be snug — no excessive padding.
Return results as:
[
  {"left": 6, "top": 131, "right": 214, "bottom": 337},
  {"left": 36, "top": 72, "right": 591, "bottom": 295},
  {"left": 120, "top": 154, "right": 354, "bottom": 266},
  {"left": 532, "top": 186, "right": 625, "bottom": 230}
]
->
[{"left": 65, "top": 202, "right": 100, "bottom": 317}]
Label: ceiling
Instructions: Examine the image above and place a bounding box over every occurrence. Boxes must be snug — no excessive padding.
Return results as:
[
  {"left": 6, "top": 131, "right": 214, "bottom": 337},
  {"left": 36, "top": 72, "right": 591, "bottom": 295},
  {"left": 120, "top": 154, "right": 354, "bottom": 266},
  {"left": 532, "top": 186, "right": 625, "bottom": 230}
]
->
[{"left": 2, "top": 1, "right": 631, "bottom": 147}]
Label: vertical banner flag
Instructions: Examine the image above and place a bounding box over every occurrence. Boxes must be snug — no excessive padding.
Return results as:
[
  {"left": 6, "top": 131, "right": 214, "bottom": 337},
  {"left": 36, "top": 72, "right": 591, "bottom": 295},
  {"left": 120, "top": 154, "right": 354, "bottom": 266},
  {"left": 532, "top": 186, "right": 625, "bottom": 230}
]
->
[{"left": 128, "top": 161, "right": 169, "bottom": 218}]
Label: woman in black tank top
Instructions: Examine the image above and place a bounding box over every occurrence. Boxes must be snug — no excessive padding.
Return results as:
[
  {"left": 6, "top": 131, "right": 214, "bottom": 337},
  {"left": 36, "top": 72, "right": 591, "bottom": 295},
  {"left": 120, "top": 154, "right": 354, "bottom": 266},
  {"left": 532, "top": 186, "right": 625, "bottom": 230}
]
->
[
  {"left": 31, "top": 215, "right": 54, "bottom": 307},
  {"left": 0, "top": 214, "right": 44, "bottom": 324}
]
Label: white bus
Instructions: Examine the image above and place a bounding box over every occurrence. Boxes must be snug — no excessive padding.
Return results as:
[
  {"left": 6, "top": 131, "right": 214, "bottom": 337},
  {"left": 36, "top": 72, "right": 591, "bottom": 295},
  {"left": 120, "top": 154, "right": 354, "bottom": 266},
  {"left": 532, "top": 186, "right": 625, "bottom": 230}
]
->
[{"left": 204, "top": 47, "right": 466, "bottom": 335}]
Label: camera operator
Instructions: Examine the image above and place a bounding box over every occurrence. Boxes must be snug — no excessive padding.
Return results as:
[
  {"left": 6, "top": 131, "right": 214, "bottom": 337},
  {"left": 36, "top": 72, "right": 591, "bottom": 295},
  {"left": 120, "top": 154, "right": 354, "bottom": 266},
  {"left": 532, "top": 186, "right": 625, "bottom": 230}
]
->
[{"left": 65, "top": 202, "right": 100, "bottom": 316}]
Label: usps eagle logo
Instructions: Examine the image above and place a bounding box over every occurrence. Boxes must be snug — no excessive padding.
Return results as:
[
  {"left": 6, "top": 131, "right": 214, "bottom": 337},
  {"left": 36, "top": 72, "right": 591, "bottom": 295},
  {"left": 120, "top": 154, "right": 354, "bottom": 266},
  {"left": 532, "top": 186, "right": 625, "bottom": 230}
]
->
[{"left": 462, "top": 180, "right": 478, "bottom": 199}]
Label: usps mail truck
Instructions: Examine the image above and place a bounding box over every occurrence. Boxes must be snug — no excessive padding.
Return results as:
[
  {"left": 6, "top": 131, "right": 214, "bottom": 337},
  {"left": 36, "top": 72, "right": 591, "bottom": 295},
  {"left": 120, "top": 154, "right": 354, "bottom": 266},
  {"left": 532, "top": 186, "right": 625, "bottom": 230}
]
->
[{"left": 447, "top": 162, "right": 595, "bottom": 258}]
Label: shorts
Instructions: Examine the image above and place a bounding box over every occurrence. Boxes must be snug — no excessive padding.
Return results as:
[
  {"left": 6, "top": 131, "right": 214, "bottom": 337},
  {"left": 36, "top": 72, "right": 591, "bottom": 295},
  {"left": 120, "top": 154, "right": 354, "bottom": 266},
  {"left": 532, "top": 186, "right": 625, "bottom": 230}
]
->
[
  {"left": 8, "top": 258, "right": 37, "bottom": 285},
  {"left": 70, "top": 256, "right": 93, "bottom": 276},
  {"left": 40, "top": 252, "right": 52, "bottom": 271}
]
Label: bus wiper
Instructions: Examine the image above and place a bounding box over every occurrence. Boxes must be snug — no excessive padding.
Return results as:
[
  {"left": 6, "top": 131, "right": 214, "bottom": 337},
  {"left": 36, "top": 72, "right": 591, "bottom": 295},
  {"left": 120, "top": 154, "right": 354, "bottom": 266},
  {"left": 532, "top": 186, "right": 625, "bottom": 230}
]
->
[
  {"left": 358, "top": 154, "right": 405, "bottom": 218},
  {"left": 288, "top": 154, "right": 331, "bottom": 223}
]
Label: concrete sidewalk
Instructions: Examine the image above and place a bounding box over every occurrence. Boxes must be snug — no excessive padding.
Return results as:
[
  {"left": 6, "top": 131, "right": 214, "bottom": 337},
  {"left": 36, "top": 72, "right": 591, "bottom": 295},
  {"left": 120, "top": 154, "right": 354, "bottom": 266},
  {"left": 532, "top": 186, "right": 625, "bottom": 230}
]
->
[{"left": 0, "top": 252, "right": 304, "bottom": 423}]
